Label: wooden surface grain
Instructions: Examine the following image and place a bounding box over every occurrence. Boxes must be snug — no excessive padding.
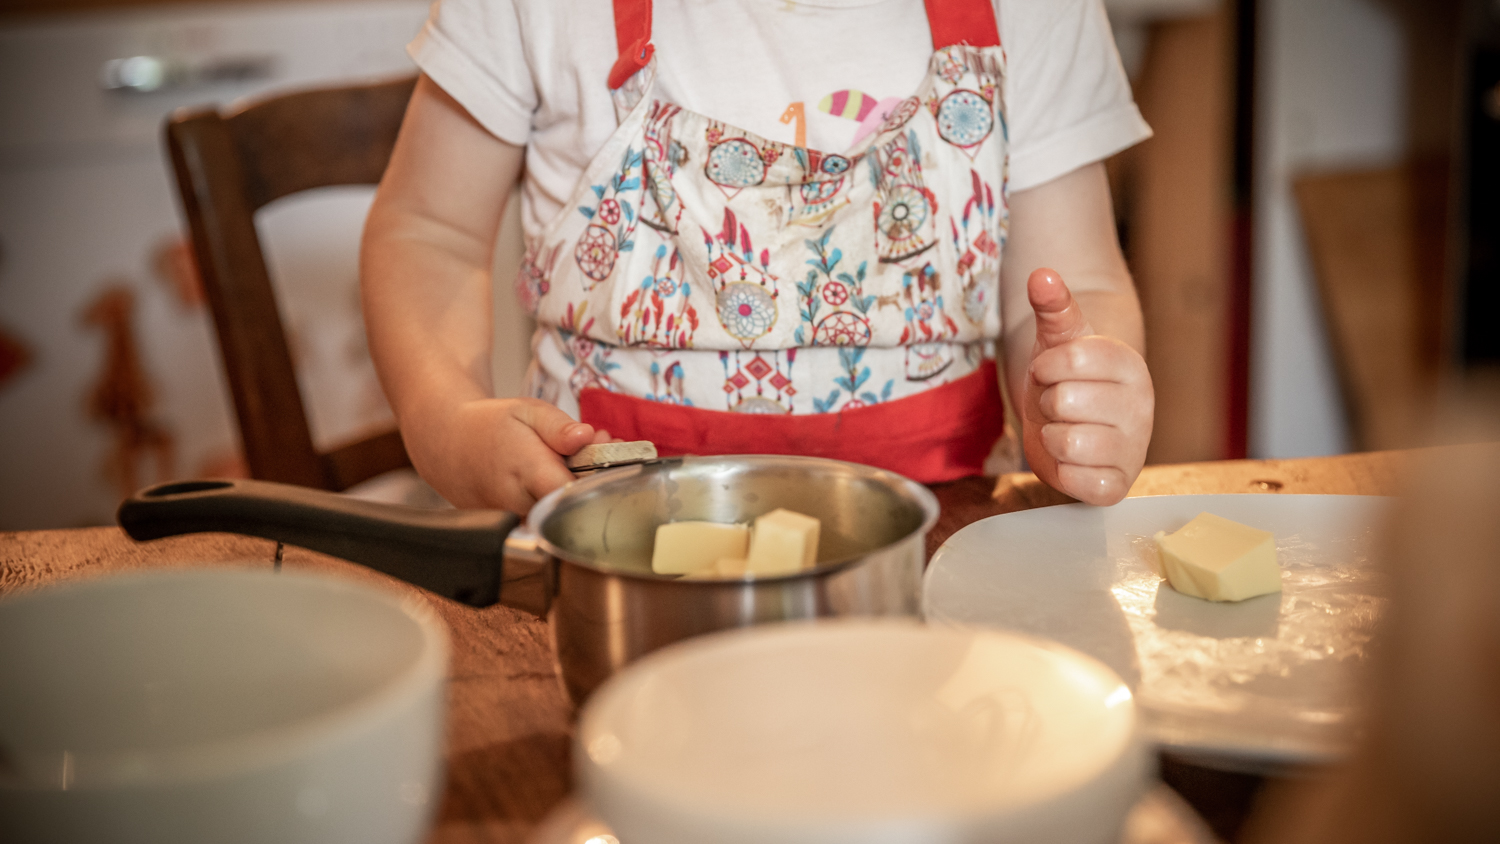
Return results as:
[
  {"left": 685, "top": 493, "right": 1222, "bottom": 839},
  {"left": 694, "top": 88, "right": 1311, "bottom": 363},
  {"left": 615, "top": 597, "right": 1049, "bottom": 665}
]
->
[{"left": 0, "top": 448, "right": 1438, "bottom": 843}]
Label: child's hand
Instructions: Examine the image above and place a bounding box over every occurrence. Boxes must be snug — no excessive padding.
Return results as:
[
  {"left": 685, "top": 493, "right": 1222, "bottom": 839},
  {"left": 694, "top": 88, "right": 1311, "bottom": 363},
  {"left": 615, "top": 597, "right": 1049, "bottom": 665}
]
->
[
  {"left": 1021, "top": 268, "right": 1153, "bottom": 506},
  {"left": 405, "top": 398, "right": 610, "bottom": 514}
]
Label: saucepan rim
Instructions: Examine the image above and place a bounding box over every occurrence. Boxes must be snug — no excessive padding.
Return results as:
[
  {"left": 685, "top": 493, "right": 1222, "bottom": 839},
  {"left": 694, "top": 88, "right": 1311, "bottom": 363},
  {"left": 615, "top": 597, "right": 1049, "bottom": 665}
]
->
[{"left": 524, "top": 454, "right": 941, "bottom": 582}]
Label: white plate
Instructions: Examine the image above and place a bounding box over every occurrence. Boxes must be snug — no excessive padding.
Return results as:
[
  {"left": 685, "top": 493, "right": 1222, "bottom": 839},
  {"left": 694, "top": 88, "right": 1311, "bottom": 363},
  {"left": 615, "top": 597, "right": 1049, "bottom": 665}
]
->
[{"left": 923, "top": 494, "right": 1394, "bottom": 771}]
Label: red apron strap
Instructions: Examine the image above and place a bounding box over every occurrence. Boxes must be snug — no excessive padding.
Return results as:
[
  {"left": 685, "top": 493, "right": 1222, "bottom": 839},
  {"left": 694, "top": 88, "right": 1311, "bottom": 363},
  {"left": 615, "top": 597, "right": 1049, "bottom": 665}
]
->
[
  {"left": 579, "top": 360, "right": 1005, "bottom": 484},
  {"left": 611, "top": 0, "right": 994, "bottom": 89},
  {"left": 608, "top": 0, "right": 655, "bottom": 89},
  {"left": 923, "top": 0, "right": 1001, "bottom": 50}
]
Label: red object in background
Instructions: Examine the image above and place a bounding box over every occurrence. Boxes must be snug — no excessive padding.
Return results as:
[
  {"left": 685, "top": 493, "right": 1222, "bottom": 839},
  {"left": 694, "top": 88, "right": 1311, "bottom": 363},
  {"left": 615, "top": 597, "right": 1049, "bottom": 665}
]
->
[
  {"left": 80, "top": 284, "right": 176, "bottom": 498},
  {"left": 0, "top": 325, "right": 31, "bottom": 390},
  {"left": 152, "top": 236, "right": 206, "bottom": 310}
]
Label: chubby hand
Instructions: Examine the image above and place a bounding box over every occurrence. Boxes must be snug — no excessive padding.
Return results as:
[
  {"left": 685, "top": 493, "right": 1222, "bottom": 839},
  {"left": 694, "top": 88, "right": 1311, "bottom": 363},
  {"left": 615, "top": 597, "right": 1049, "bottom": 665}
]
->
[
  {"left": 405, "top": 397, "right": 612, "bottom": 514},
  {"left": 1022, "top": 268, "right": 1153, "bottom": 506}
]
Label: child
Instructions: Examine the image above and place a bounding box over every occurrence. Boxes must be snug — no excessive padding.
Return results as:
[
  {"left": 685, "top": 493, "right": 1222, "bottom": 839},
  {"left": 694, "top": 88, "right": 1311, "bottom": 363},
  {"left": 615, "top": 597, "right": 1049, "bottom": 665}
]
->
[{"left": 361, "top": 0, "right": 1155, "bottom": 514}]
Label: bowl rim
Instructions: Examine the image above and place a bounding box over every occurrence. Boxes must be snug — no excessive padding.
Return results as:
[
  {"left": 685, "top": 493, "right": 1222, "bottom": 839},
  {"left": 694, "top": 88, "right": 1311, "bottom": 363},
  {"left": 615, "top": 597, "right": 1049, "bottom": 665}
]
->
[
  {"left": 574, "top": 618, "right": 1143, "bottom": 828},
  {"left": 0, "top": 566, "right": 449, "bottom": 791}
]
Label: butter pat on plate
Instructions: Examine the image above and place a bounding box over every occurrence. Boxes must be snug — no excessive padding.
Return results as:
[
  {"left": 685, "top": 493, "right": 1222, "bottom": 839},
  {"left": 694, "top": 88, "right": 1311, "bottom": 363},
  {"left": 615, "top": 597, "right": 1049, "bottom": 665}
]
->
[
  {"left": 745, "top": 508, "right": 821, "bottom": 576},
  {"left": 1153, "top": 512, "right": 1281, "bottom": 602},
  {"left": 651, "top": 521, "right": 750, "bottom": 575}
]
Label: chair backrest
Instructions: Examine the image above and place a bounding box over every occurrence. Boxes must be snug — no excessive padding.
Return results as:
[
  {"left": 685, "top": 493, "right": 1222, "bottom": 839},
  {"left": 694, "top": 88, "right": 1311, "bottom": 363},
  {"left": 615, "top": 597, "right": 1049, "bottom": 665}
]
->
[{"left": 166, "top": 75, "right": 417, "bottom": 491}]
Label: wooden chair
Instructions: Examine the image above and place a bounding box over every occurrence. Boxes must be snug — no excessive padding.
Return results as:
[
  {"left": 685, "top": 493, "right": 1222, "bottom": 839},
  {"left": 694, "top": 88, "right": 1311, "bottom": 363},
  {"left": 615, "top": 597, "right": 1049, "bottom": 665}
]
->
[{"left": 166, "top": 76, "right": 417, "bottom": 491}]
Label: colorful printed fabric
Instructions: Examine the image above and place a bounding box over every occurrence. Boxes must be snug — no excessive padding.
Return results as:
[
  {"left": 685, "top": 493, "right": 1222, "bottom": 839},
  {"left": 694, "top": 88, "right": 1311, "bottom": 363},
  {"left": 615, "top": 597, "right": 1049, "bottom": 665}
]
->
[{"left": 521, "top": 43, "right": 1009, "bottom": 418}]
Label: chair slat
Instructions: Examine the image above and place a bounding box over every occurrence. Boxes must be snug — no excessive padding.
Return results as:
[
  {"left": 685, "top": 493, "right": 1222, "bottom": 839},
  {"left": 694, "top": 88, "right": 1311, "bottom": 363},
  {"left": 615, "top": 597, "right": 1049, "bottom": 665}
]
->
[{"left": 229, "top": 76, "right": 417, "bottom": 209}]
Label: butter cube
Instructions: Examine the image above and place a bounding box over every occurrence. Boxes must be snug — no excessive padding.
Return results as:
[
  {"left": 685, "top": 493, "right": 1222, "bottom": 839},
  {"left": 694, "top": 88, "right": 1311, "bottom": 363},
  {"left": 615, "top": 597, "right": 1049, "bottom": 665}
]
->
[
  {"left": 680, "top": 558, "right": 752, "bottom": 580},
  {"left": 1154, "top": 512, "right": 1281, "bottom": 602},
  {"left": 652, "top": 521, "right": 750, "bottom": 575},
  {"left": 745, "top": 508, "right": 821, "bottom": 576},
  {"left": 714, "top": 557, "right": 751, "bottom": 577}
]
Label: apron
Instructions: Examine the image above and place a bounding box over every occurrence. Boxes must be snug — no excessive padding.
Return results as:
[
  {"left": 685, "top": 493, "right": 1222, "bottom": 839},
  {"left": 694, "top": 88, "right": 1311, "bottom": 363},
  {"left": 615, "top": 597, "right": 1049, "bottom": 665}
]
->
[{"left": 518, "top": 0, "right": 1011, "bottom": 482}]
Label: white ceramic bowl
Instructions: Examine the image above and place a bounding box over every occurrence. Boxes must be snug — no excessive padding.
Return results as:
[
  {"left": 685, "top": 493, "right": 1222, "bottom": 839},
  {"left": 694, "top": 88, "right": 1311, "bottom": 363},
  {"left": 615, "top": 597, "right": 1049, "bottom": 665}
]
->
[
  {"left": 0, "top": 567, "right": 448, "bottom": 844},
  {"left": 576, "top": 620, "right": 1148, "bottom": 844}
]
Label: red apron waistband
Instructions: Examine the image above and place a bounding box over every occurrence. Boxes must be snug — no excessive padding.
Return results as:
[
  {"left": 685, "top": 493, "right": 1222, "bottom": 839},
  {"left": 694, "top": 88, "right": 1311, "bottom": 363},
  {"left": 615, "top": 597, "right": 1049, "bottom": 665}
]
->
[{"left": 578, "top": 358, "right": 1005, "bottom": 483}]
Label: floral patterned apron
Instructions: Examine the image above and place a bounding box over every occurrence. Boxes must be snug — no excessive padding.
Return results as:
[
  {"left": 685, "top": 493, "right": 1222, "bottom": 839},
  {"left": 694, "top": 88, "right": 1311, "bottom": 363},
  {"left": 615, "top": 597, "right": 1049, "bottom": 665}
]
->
[{"left": 518, "top": 0, "right": 1010, "bottom": 482}]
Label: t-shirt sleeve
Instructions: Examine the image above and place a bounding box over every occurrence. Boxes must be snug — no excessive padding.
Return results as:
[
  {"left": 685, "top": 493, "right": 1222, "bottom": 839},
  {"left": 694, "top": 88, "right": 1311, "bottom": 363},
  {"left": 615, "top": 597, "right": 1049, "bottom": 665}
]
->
[
  {"left": 407, "top": 0, "right": 537, "bottom": 146},
  {"left": 1001, "top": 0, "right": 1151, "bottom": 192}
]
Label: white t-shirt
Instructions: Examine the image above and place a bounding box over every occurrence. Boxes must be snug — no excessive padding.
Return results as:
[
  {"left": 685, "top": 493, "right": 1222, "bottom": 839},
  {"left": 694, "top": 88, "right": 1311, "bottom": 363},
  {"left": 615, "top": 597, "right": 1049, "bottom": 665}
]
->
[{"left": 410, "top": 0, "right": 1150, "bottom": 239}]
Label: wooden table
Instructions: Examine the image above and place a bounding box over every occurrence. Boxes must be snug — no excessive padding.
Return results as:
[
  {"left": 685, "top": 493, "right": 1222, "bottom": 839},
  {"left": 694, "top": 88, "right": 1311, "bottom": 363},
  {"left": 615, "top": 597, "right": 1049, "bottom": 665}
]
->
[{"left": 0, "top": 449, "right": 1418, "bottom": 844}]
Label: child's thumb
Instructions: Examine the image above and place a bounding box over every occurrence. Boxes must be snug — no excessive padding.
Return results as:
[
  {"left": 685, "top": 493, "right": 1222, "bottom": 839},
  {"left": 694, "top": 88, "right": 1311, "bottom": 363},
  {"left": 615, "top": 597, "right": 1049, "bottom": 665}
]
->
[
  {"left": 1028, "top": 268, "right": 1093, "bottom": 352},
  {"left": 515, "top": 402, "right": 596, "bottom": 456}
]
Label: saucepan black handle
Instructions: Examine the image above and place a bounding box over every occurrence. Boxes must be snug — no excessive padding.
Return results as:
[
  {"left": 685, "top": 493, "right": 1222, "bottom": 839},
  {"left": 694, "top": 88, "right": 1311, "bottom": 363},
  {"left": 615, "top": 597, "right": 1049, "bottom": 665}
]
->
[{"left": 118, "top": 478, "right": 520, "bottom": 608}]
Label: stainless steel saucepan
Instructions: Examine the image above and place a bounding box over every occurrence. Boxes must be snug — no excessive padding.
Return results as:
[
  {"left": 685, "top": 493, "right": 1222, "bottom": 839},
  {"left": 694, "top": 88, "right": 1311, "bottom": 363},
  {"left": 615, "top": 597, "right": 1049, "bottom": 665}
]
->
[{"left": 118, "top": 455, "right": 940, "bottom": 704}]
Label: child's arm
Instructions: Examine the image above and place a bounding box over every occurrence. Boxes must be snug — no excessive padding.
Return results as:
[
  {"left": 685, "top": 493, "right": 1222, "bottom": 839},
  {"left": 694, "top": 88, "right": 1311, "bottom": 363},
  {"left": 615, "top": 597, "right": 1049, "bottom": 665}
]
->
[
  {"left": 361, "top": 76, "right": 604, "bottom": 514},
  {"left": 1000, "top": 161, "right": 1154, "bottom": 506}
]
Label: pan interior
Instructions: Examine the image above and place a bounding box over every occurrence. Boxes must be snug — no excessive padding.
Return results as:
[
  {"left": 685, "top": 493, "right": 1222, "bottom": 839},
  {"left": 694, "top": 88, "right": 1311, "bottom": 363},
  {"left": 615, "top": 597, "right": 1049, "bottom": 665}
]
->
[{"left": 539, "top": 458, "right": 930, "bottom": 576}]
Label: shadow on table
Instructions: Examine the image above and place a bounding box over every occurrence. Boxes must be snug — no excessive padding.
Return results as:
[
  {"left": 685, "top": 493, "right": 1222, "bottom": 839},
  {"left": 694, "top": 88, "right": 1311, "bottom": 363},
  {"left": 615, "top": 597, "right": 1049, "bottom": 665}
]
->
[{"left": 437, "top": 732, "right": 572, "bottom": 826}]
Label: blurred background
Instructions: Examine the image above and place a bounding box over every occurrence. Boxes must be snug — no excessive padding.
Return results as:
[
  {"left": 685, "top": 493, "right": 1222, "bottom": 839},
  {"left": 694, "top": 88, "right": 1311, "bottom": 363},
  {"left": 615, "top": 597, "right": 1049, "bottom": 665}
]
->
[{"left": 0, "top": 0, "right": 1493, "bottom": 530}]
